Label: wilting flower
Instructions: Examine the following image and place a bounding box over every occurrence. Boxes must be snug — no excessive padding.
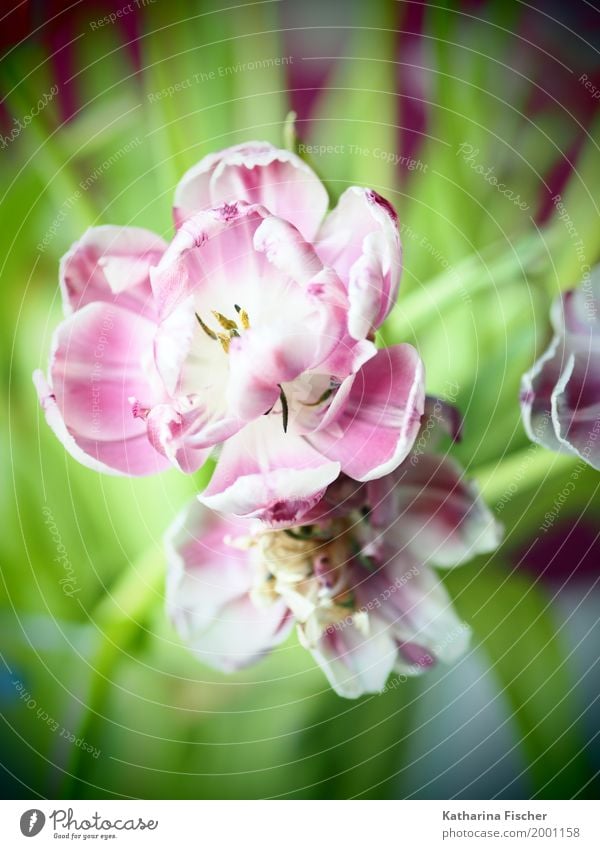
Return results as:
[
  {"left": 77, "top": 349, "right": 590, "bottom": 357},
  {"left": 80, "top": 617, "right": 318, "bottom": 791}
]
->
[
  {"left": 35, "top": 142, "right": 425, "bottom": 521},
  {"left": 521, "top": 270, "right": 599, "bottom": 470},
  {"left": 165, "top": 403, "right": 502, "bottom": 698}
]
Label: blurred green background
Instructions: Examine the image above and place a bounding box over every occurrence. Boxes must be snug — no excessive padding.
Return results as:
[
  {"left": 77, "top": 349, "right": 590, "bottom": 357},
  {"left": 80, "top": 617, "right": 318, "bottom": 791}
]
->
[{"left": 1, "top": 0, "right": 600, "bottom": 799}]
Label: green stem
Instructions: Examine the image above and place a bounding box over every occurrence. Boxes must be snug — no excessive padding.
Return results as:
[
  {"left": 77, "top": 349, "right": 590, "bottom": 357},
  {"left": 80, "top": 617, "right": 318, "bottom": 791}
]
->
[
  {"left": 62, "top": 545, "right": 165, "bottom": 796},
  {"left": 283, "top": 110, "right": 298, "bottom": 153}
]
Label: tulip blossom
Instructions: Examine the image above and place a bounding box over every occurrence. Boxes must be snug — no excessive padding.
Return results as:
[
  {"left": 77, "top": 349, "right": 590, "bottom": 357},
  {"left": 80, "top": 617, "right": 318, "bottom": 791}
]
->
[
  {"left": 34, "top": 142, "right": 425, "bottom": 521},
  {"left": 165, "top": 403, "right": 502, "bottom": 698},
  {"left": 521, "top": 271, "right": 600, "bottom": 470}
]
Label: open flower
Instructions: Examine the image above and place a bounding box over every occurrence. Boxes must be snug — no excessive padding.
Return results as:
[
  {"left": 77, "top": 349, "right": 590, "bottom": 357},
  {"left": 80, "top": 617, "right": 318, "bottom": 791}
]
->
[
  {"left": 34, "top": 142, "right": 425, "bottom": 521},
  {"left": 521, "top": 271, "right": 600, "bottom": 470},
  {"left": 165, "top": 403, "right": 502, "bottom": 698}
]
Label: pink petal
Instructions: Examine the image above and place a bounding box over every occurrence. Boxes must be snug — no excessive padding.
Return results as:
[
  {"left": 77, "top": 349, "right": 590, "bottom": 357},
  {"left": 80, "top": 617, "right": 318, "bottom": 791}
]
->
[
  {"left": 199, "top": 416, "right": 340, "bottom": 524},
  {"left": 300, "top": 614, "right": 398, "bottom": 698},
  {"left": 146, "top": 403, "right": 211, "bottom": 474},
  {"left": 355, "top": 560, "right": 470, "bottom": 671},
  {"left": 35, "top": 302, "right": 169, "bottom": 476},
  {"left": 318, "top": 337, "right": 377, "bottom": 384},
  {"left": 316, "top": 187, "right": 401, "bottom": 339},
  {"left": 308, "top": 344, "right": 425, "bottom": 481},
  {"left": 252, "top": 215, "right": 323, "bottom": 283},
  {"left": 173, "top": 141, "right": 329, "bottom": 240},
  {"left": 552, "top": 351, "right": 600, "bottom": 470},
  {"left": 226, "top": 272, "right": 347, "bottom": 421},
  {"left": 520, "top": 335, "right": 572, "bottom": 455},
  {"left": 384, "top": 563, "right": 470, "bottom": 668},
  {"left": 60, "top": 226, "right": 166, "bottom": 318},
  {"left": 370, "top": 455, "right": 502, "bottom": 568},
  {"left": 34, "top": 370, "right": 120, "bottom": 476},
  {"left": 421, "top": 395, "right": 463, "bottom": 443},
  {"left": 151, "top": 202, "right": 271, "bottom": 319},
  {"left": 165, "top": 500, "right": 292, "bottom": 671}
]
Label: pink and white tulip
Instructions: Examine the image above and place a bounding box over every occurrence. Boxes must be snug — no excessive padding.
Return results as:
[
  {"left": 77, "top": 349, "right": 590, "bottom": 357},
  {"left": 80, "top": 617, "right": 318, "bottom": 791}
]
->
[
  {"left": 521, "top": 271, "right": 600, "bottom": 470},
  {"left": 35, "top": 142, "right": 425, "bottom": 520},
  {"left": 165, "top": 405, "right": 502, "bottom": 698}
]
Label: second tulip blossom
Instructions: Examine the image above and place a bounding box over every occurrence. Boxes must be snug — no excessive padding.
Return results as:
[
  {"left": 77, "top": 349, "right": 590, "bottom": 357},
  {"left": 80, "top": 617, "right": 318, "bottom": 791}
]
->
[{"left": 165, "top": 402, "right": 502, "bottom": 698}]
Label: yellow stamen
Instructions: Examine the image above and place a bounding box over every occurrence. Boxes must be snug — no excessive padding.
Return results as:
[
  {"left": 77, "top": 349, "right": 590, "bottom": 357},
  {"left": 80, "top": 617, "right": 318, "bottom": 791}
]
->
[
  {"left": 217, "top": 333, "right": 231, "bottom": 353},
  {"left": 235, "top": 303, "right": 250, "bottom": 328}
]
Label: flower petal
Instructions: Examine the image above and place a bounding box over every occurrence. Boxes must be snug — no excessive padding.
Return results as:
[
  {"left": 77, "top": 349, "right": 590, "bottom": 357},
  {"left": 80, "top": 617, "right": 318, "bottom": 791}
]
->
[
  {"left": 520, "top": 334, "right": 575, "bottom": 455},
  {"left": 145, "top": 403, "right": 211, "bottom": 474},
  {"left": 226, "top": 270, "right": 347, "bottom": 421},
  {"left": 60, "top": 225, "right": 166, "bottom": 318},
  {"left": 35, "top": 302, "right": 168, "bottom": 476},
  {"left": 556, "top": 271, "right": 600, "bottom": 336},
  {"left": 316, "top": 187, "right": 401, "bottom": 339},
  {"left": 173, "top": 141, "right": 329, "bottom": 240},
  {"left": 151, "top": 202, "right": 270, "bottom": 319},
  {"left": 551, "top": 351, "right": 600, "bottom": 470},
  {"left": 199, "top": 416, "right": 340, "bottom": 524},
  {"left": 389, "top": 565, "right": 471, "bottom": 670},
  {"left": 307, "top": 344, "right": 425, "bottom": 481},
  {"left": 358, "top": 560, "right": 470, "bottom": 672},
  {"left": 421, "top": 394, "right": 463, "bottom": 444},
  {"left": 521, "top": 275, "right": 599, "bottom": 466},
  {"left": 165, "top": 500, "right": 292, "bottom": 672}
]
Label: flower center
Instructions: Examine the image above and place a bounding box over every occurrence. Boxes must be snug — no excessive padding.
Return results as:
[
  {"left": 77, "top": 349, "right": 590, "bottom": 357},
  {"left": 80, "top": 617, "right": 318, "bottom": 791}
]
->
[
  {"left": 240, "top": 519, "right": 363, "bottom": 624},
  {"left": 195, "top": 303, "right": 250, "bottom": 353},
  {"left": 192, "top": 304, "right": 339, "bottom": 435}
]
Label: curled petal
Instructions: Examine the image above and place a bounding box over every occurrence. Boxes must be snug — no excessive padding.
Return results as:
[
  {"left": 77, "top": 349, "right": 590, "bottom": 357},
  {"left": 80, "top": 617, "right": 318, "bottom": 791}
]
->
[
  {"left": 299, "top": 613, "right": 398, "bottom": 699},
  {"left": 308, "top": 344, "right": 425, "bottom": 481},
  {"left": 173, "top": 141, "right": 329, "bottom": 240},
  {"left": 356, "top": 560, "right": 470, "bottom": 673},
  {"left": 165, "top": 500, "right": 292, "bottom": 672},
  {"left": 34, "top": 302, "right": 168, "bottom": 476},
  {"left": 252, "top": 215, "right": 322, "bottom": 283},
  {"left": 60, "top": 225, "right": 166, "bottom": 318},
  {"left": 316, "top": 187, "right": 401, "bottom": 339},
  {"left": 199, "top": 417, "right": 340, "bottom": 524},
  {"left": 151, "top": 202, "right": 270, "bottom": 319},
  {"left": 371, "top": 454, "right": 502, "bottom": 568}
]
